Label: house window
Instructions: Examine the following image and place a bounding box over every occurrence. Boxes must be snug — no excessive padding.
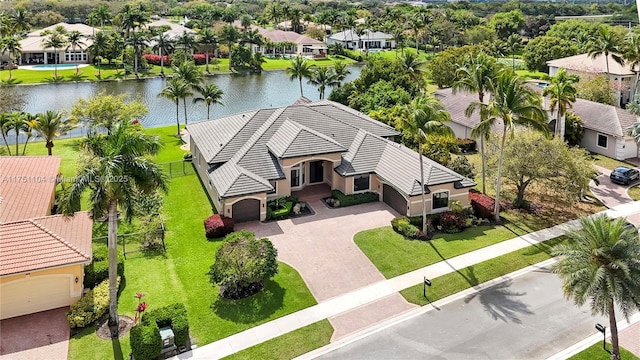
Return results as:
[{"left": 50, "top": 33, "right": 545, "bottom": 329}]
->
[
  {"left": 432, "top": 191, "right": 449, "bottom": 210},
  {"left": 353, "top": 174, "right": 370, "bottom": 192},
  {"left": 597, "top": 134, "right": 608, "bottom": 149},
  {"left": 267, "top": 180, "right": 277, "bottom": 194},
  {"left": 64, "top": 51, "right": 87, "bottom": 62}
]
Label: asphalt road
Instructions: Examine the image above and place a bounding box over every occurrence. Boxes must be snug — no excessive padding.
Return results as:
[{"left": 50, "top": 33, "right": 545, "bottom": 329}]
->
[{"left": 317, "top": 267, "right": 607, "bottom": 360}]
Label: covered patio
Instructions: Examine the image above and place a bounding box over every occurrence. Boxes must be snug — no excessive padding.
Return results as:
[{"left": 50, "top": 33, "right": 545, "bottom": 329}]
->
[{"left": 292, "top": 183, "right": 331, "bottom": 202}]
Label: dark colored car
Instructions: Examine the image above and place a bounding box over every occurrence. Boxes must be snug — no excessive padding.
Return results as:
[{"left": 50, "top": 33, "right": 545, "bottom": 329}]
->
[{"left": 610, "top": 167, "right": 640, "bottom": 185}]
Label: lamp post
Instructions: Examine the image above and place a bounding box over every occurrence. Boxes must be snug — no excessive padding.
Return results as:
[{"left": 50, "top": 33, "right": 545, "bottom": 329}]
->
[
  {"left": 595, "top": 323, "right": 608, "bottom": 353},
  {"left": 423, "top": 277, "right": 431, "bottom": 298}
]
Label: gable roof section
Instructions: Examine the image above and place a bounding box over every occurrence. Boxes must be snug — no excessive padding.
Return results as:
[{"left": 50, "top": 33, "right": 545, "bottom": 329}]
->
[
  {"left": 208, "top": 162, "right": 273, "bottom": 198},
  {"left": 0, "top": 156, "right": 61, "bottom": 223},
  {"left": 546, "top": 53, "right": 633, "bottom": 76},
  {"left": 433, "top": 88, "right": 504, "bottom": 132},
  {"left": 0, "top": 212, "right": 92, "bottom": 276},
  {"left": 188, "top": 111, "right": 257, "bottom": 163},
  {"left": 569, "top": 98, "right": 639, "bottom": 137},
  {"left": 266, "top": 119, "right": 347, "bottom": 158}
]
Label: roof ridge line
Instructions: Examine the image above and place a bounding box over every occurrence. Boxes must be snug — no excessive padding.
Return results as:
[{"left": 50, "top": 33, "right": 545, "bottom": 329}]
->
[
  {"left": 28, "top": 218, "right": 91, "bottom": 260},
  {"left": 234, "top": 164, "right": 273, "bottom": 188},
  {"left": 232, "top": 107, "right": 288, "bottom": 164},
  {"left": 311, "top": 101, "right": 397, "bottom": 134},
  {"left": 276, "top": 119, "right": 302, "bottom": 158},
  {"left": 288, "top": 119, "right": 345, "bottom": 147},
  {"left": 194, "top": 110, "right": 259, "bottom": 163}
]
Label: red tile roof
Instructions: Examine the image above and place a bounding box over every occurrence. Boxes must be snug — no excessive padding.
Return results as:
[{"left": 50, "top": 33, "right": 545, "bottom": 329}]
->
[
  {"left": 0, "top": 156, "right": 61, "bottom": 223},
  {"left": 0, "top": 212, "right": 93, "bottom": 276}
]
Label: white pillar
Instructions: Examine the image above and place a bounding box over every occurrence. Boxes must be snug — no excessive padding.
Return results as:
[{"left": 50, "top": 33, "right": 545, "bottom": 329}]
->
[{"left": 44, "top": 52, "right": 48, "bottom": 64}]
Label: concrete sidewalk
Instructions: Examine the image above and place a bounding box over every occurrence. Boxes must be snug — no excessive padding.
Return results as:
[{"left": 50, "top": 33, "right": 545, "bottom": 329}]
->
[{"left": 174, "top": 201, "right": 640, "bottom": 360}]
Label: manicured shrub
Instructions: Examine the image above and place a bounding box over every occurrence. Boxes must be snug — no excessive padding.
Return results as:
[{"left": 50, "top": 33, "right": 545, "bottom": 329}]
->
[
  {"left": 439, "top": 211, "right": 467, "bottom": 233},
  {"left": 204, "top": 214, "right": 234, "bottom": 239},
  {"left": 330, "top": 190, "right": 379, "bottom": 207},
  {"left": 67, "top": 277, "right": 121, "bottom": 328},
  {"left": 130, "top": 323, "right": 162, "bottom": 360},
  {"left": 208, "top": 230, "right": 278, "bottom": 299},
  {"left": 391, "top": 217, "right": 420, "bottom": 238},
  {"left": 456, "top": 138, "right": 477, "bottom": 153},
  {"left": 84, "top": 245, "right": 124, "bottom": 288},
  {"left": 266, "top": 197, "right": 297, "bottom": 220},
  {"left": 142, "top": 303, "right": 190, "bottom": 346},
  {"left": 143, "top": 54, "right": 171, "bottom": 66},
  {"left": 192, "top": 53, "right": 215, "bottom": 65},
  {"left": 469, "top": 191, "right": 497, "bottom": 219}
]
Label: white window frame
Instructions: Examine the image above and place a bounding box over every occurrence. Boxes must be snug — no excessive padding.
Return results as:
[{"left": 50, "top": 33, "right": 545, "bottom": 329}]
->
[
  {"left": 431, "top": 191, "right": 450, "bottom": 212},
  {"left": 290, "top": 163, "right": 304, "bottom": 190},
  {"left": 353, "top": 174, "right": 370, "bottom": 193},
  {"left": 597, "top": 133, "right": 608, "bottom": 149}
]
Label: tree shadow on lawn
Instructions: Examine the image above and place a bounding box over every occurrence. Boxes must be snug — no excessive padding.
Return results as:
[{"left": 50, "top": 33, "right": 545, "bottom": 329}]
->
[
  {"left": 210, "top": 279, "right": 285, "bottom": 324},
  {"left": 428, "top": 241, "right": 479, "bottom": 288}
]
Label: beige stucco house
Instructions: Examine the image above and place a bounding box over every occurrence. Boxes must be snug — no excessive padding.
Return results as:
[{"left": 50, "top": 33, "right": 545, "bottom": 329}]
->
[
  {"left": 188, "top": 99, "right": 476, "bottom": 222},
  {"left": 18, "top": 23, "right": 99, "bottom": 65},
  {"left": 0, "top": 157, "right": 92, "bottom": 320}
]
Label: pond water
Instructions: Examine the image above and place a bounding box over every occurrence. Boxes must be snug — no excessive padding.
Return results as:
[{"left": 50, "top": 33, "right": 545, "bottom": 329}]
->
[{"left": 18, "top": 66, "right": 362, "bottom": 132}]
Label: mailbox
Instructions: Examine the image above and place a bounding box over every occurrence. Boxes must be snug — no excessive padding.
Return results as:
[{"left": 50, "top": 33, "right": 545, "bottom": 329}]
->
[{"left": 159, "top": 326, "right": 176, "bottom": 354}]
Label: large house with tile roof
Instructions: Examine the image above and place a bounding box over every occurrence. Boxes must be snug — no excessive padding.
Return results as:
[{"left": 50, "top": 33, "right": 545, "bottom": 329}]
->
[
  {"left": 326, "top": 29, "right": 395, "bottom": 51},
  {"left": 17, "top": 22, "right": 99, "bottom": 65},
  {"left": 0, "top": 156, "right": 92, "bottom": 320},
  {"left": 233, "top": 22, "right": 327, "bottom": 57},
  {"left": 188, "top": 99, "right": 476, "bottom": 222}
]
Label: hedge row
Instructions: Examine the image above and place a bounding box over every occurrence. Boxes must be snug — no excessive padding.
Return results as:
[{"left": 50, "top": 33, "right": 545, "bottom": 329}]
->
[
  {"left": 469, "top": 191, "right": 497, "bottom": 219},
  {"left": 331, "top": 190, "right": 379, "bottom": 207},
  {"left": 130, "top": 303, "right": 190, "bottom": 360},
  {"left": 67, "top": 277, "right": 121, "bottom": 328},
  {"left": 84, "top": 245, "right": 124, "bottom": 288}
]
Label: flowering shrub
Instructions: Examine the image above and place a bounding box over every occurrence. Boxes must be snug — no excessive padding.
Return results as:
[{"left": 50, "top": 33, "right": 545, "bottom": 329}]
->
[
  {"left": 204, "top": 214, "right": 234, "bottom": 239},
  {"left": 143, "top": 54, "right": 171, "bottom": 66},
  {"left": 193, "top": 53, "right": 215, "bottom": 65},
  {"left": 469, "top": 191, "right": 497, "bottom": 219}
]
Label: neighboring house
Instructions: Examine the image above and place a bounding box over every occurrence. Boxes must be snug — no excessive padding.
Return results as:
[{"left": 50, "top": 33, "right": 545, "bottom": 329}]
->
[
  {"left": 434, "top": 86, "right": 640, "bottom": 161},
  {"left": 234, "top": 22, "right": 327, "bottom": 57},
  {"left": 0, "top": 156, "right": 92, "bottom": 320},
  {"left": 188, "top": 99, "right": 475, "bottom": 222},
  {"left": 147, "top": 19, "right": 197, "bottom": 52},
  {"left": 276, "top": 20, "right": 331, "bottom": 35},
  {"left": 326, "top": 29, "right": 395, "bottom": 51},
  {"left": 546, "top": 53, "right": 636, "bottom": 107},
  {"left": 18, "top": 22, "right": 99, "bottom": 65}
]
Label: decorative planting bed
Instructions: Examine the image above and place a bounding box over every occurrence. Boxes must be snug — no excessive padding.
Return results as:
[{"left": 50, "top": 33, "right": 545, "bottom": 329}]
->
[
  {"left": 322, "top": 190, "right": 379, "bottom": 208},
  {"left": 265, "top": 196, "right": 314, "bottom": 221}
]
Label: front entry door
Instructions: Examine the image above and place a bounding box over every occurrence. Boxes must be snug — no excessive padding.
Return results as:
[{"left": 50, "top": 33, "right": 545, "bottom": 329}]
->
[{"left": 309, "top": 161, "right": 324, "bottom": 183}]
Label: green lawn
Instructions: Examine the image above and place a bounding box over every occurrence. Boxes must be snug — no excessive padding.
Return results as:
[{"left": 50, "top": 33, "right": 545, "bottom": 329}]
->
[
  {"left": 568, "top": 343, "right": 639, "bottom": 360},
  {"left": 515, "top": 69, "right": 547, "bottom": 79},
  {"left": 629, "top": 185, "right": 640, "bottom": 201},
  {"left": 355, "top": 224, "right": 529, "bottom": 279},
  {"left": 222, "top": 320, "right": 334, "bottom": 360},
  {"left": 591, "top": 154, "right": 637, "bottom": 171},
  {"left": 400, "top": 237, "right": 567, "bottom": 306}
]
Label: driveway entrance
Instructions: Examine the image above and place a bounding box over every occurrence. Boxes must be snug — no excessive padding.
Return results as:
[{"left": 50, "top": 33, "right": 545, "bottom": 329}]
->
[{"left": 0, "top": 307, "right": 70, "bottom": 360}]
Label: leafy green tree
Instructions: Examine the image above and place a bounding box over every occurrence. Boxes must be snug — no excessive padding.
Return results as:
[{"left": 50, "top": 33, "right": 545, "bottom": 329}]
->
[
  {"left": 399, "top": 52, "right": 426, "bottom": 85},
  {"left": 552, "top": 215, "right": 640, "bottom": 360},
  {"left": 427, "top": 45, "right": 483, "bottom": 88},
  {"left": 159, "top": 77, "right": 192, "bottom": 135},
  {"left": 71, "top": 92, "right": 147, "bottom": 135},
  {"left": 350, "top": 81, "right": 411, "bottom": 114},
  {"left": 220, "top": 25, "right": 240, "bottom": 71},
  {"left": 522, "top": 36, "right": 578, "bottom": 72},
  {"left": 447, "top": 155, "right": 476, "bottom": 179},
  {"left": 88, "top": 32, "right": 108, "bottom": 77},
  {"left": 464, "top": 25, "right": 497, "bottom": 45},
  {"left": 489, "top": 10, "right": 525, "bottom": 39},
  {"left": 308, "top": 66, "right": 338, "bottom": 100},
  {"left": 176, "top": 30, "right": 197, "bottom": 62},
  {"left": 587, "top": 25, "right": 624, "bottom": 76},
  {"left": 467, "top": 70, "right": 548, "bottom": 221},
  {"left": 564, "top": 112, "right": 585, "bottom": 147},
  {"left": 623, "top": 33, "right": 640, "bottom": 99},
  {"left": 126, "top": 31, "right": 148, "bottom": 79},
  {"left": 193, "top": 84, "right": 224, "bottom": 120},
  {"left": 229, "top": 44, "right": 252, "bottom": 70},
  {"left": 29, "top": 110, "right": 77, "bottom": 155},
  {"left": 5, "top": 111, "right": 31, "bottom": 156},
  {"left": 505, "top": 34, "right": 522, "bottom": 70},
  {"left": 576, "top": 74, "right": 616, "bottom": 106},
  {"left": 208, "top": 230, "right": 278, "bottom": 299},
  {"left": 543, "top": 68, "right": 579, "bottom": 139},
  {"left": 286, "top": 56, "right": 315, "bottom": 97},
  {"left": 61, "top": 121, "right": 168, "bottom": 330},
  {"left": 398, "top": 96, "right": 454, "bottom": 233},
  {"left": 88, "top": 5, "right": 111, "bottom": 30}
]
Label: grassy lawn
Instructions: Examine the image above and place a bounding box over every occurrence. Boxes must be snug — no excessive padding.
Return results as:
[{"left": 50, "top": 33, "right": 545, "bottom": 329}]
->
[
  {"left": 629, "top": 185, "right": 640, "bottom": 201},
  {"left": 591, "top": 154, "right": 637, "bottom": 171},
  {"left": 400, "top": 237, "right": 567, "bottom": 306},
  {"left": 222, "top": 320, "right": 334, "bottom": 360},
  {"left": 355, "top": 224, "right": 530, "bottom": 279},
  {"left": 515, "top": 69, "right": 547, "bottom": 79},
  {"left": 568, "top": 343, "right": 639, "bottom": 360}
]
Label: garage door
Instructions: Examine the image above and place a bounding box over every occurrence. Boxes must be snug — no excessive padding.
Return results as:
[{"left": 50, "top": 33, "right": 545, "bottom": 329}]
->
[
  {"left": 232, "top": 199, "right": 261, "bottom": 222},
  {"left": 383, "top": 184, "right": 407, "bottom": 216},
  {"left": 1, "top": 276, "right": 72, "bottom": 320}
]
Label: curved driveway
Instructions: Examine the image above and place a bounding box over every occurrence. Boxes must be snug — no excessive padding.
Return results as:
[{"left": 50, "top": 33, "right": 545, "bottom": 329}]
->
[{"left": 590, "top": 165, "right": 640, "bottom": 226}]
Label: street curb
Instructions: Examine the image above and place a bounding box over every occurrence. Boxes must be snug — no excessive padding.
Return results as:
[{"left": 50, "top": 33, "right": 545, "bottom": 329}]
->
[
  {"left": 294, "top": 258, "right": 558, "bottom": 360},
  {"left": 545, "top": 312, "right": 640, "bottom": 360}
]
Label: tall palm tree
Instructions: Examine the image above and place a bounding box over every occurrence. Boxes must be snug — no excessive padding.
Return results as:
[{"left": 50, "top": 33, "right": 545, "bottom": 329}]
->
[
  {"left": 587, "top": 25, "right": 624, "bottom": 76},
  {"left": 41, "top": 31, "right": 67, "bottom": 78},
  {"left": 399, "top": 52, "right": 426, "bottom": 84},
  {"left": 1, "top": 36, "right": 21, "bottom": 80},
  {"left": 11, "top": 8, "right": 30, "bottom": 34},
  {"left": 454, "top": 52, "right": 498, "bottom": 195},
  {"left": 176, "top": 30, "right": 197, "bottom": 61},
  {"left": 6, "top": 111, "right": 32, "bottom": 156},
  {"left": 242, "top": 29, "right": 264, "bottom": 52},
  {"left": 89, "top": 32, "right": 108, "bottom": 77},
  {"left": 239, "top": 14, "right": 252, "bottom": 32},
  {"left": 126, "top": 31, "right": 148, "bottom": 79},
  {"left": 172, "top": 62, "right": 202, "bottom": 126},
  {"left": 467, "top": 70, "right": 549, "bottom": 222},
  {"left": 153, "top": 33, "right": 174, "bottom": 76},
  {"left": 92, "top": 5, "right": 112, "bottom": 30},
  {"left": 65, "top": 30, "right": 86, "bottom": 73},
  {"left": 308, "top": 66, "right": 338, "bottom": 99},
  {"left": 61, "top": 121, "right": 168, "bottom": 330},
  {"left": 399, "top": 96, "right": 454, "bottom": 233},
  {"left": 220, "top": 25, "right": 240, "bottom": 71},
  {"left": 552, "top": 214, "right": 640, "bottom": 360},
  {"left": 409, "top": 17, "right": 424, "bottom": 53},
  {"left": 543, "top": 68, "right": 579, "bottom": 139},
  {"left": 332, "top": 60, "right": 351, "bottom": 87},
  {"left": 0, "top": 113, "right": 12, "bottom": 155},
  {"left": 623, "top": 33, "right": 640, "bottom": 101},
  {"left": 629, "top": 122, "right": 640, "bottom": 145},
  {"left": 193, "top": 84, "right": 224, "bottom": 119},
  {"left": 505, "top": 34, "right": 522, "bottom": 70},
  {"left": 197, "top": 28, "right": 218, "bottom": 73},
  {"left": 29, "top": 110, "right": 77, "bottom": 155},
  {"left": 286, "top": 56, "right": 315, "bottom": 97},
  {"left": 159, "top": 77, "right": 192, "bottom": 134}
]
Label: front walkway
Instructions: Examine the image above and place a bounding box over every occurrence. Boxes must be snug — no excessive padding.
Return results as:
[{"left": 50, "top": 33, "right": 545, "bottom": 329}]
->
[{"left": 175, "top": 201, "right": 640, "bottom": 360}]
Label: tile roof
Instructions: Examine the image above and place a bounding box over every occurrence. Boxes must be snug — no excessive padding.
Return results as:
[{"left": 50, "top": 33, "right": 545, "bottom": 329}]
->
[
  {"left": 433, "top": 88, "right": 504, "bottom": 132},
  {"left": 208, "top": 162, "right": 274, "bottom": 198},
  {"left": 546, "top": 53, "right": 633, "bottom": 76},
  {"left": 0, "top": 212, "right": 92, "bottom": 276},
  {"left": 27, "top": 23, "right": 98, "bottom": 37},
  {"left": 0, "top": 157, "right": 61, "bottom": 223},
  {"left": 21, "top": 23, "right": 99, "bottom": 52},
  {"left": 266, "top": 119, "right": 347, "bottom": 158},
  {"left": 232, "top": 22, "right": 325, "bottom": 46},
  {"left": 328, "top": 29, "right": 394, "bottom": 42}
]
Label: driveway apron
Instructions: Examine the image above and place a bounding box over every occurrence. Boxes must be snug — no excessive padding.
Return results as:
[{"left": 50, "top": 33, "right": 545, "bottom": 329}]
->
[{"left": 0, "top": 307, "right": 69, "bottom": 360}]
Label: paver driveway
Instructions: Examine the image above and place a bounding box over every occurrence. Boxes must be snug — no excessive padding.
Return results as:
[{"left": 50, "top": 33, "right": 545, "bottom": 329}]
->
[
  {"left": 0, "top": 307, "right": 69, "bottom": 360},
  {"left": 590, "top": 165, "right": 640, "bottom": 226},
  {"left": 239, "top": 198, "right": 417, "bottom": 340}
]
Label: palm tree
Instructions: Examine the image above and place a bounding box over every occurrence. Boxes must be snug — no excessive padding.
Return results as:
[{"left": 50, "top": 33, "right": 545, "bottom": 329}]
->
[
  {"left": 454, "top": 52, "right": 497, "bottom": 195},
  {"left": 61, "top": 121, "right": 168, "bottom": 330},
  {"left": 41, "top": 31, "right": 67, "bottom": 78},
  {"left": 587, "top": 25, "right": 624, "bottom": 76},
  {"left": 65, "top": 30, "right": 86, "bottom": 74},
  {"left": 11, "top": 8, "right": 30, "bottom": 34},
  {"left": 176, "top": 30, "right": 197, "bottom": 61},
  {"left": 89, "top": 32, "right": 108, "bottom": 77},
  {"left": 629, "top": 122, "right": 640, "bottom": 144},
  {"left": 91, "top": 5, "right": 112, "bottom": 30},
  {"left": 29, "top": 110, "right": 77, "bottom": 155},
  {"left": 308, "top": 66, "right": 338, "bottom": 99},
  {"left": 172, "top": 62, "right": 202, "bottom": 126},
  {"left": 193, "top": 84, "right": 224, "bottom": 119},
  {"left": 332, "top": 60, "right": 351, "bottom": 87},
  {"left": 126, "top": 31, "right": 148, "bottom": 78},
  {"left": 0, "top": 113, "right": 12, "bottom": 155},
  {"left": 242, "top": 29, "right": 263, "bottom": 52},
  {"left": 399, "top": 52, "right": 426, "bottom": 84},
  {"left": 409, "top": 17, "right": 424, "bottom": 53},
  {"left": 239, "top": 14, "right": 252, "bottom": 32},
  {"left": 467, "top": 70, "right": 548, "bottom": 222},
  {"left": 197, "top": 28, "right": 218, "bottom": 73},
  {"left": 153, "top": 33, "right": 174, "bottom": 76},
  {"left": 1, "top": 36, "right": 21, "bottom": 80},
  {"left": 159, "top": 77, "right": 192, "bottom": 134},
  {"left": 220, "top": 25, "right": 240, "bottom": 71},
  {"left": 505, "top": 34, "right": 522, "bottom": 70},
  {"left": 6, "top": 111, "right": 32, "bottom": 156},
  {"left": 623, "top": 33, "right": 640, "bottom": 101},
  {"left": 399, "top": 96, "right": 454, "bottom": 233},
  {"left": 552, "top": 214, "right": 640, "bottom": 360},
  {"left": 543, "top": 68, "right": 579, "bottom": 139},
  {"left": 286, "top": 56, "right": 315, "bottom": 97}
]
